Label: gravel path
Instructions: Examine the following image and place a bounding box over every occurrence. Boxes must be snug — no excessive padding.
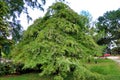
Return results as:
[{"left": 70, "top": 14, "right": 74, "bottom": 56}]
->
[{"left": 107, "top": 56, "right": 120, "bottom": 64}]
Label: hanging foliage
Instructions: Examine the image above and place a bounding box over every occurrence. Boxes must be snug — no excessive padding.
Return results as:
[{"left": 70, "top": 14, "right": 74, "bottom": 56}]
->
[{"left": 12, "top": 2, "right": 103, "bottom": 80}]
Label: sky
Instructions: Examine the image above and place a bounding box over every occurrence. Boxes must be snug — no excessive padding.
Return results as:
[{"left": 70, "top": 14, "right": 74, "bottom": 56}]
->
[{"left": 20, "top": 0, "right": 120, "bottom": 30}]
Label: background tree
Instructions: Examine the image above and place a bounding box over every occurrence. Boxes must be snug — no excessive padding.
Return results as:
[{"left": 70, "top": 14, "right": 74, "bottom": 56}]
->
[
  {"left": 12, "top": 2, "right": 103, "bottom": 80},
  {"left": 1, "top": 0, "right": 46, "bottom": 42},
  {"left": 80, "top": 10, "right": 93, "bottom": 27},
  {"left": 79, "top": 10, "right": 97, "bottom": 37},
  {"left": 0, "top": 0, "right": 47, "bottom": 57},
  {"left": 0, "top": 1, "right": 12, "bottom": 58},
  {"left": 96, "top": 8, "right": 120, "bottom": 45},
  {"left": 96, "top": 8, "right": 120, "bottom": 54}
]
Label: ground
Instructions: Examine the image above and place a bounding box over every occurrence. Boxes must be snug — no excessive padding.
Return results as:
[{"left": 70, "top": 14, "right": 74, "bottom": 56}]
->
[{"left": 107, "top": 56, "right": 120, "bottom": 64}]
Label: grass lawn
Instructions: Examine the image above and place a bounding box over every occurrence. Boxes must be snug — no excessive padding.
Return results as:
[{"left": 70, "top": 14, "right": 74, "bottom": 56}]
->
[
  {"left": 86, "top": 58, "right": 120, "bottom": 80},
  {"left": 0, "top": 73, "right": 53, "bottom": 80},
  {"left": 0, "top": 58, "right": 120, "bottom": 80}
]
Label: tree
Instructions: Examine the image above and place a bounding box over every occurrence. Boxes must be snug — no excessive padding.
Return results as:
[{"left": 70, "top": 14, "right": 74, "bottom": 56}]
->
[
  {"left": 12, "top": 2, "right": 103, "bottom": 80},
  {"left": 0, "top": 0, "right": 47, "bottom": 57},
  {"left": 96, "top": 8, "right": 120, "bottom": 45},
  {"left": 0, "top": 1, "right": 9, "bottom": 38},
  {"left": 0, "top": 1, "right": 12, "bottom": 58},
  {"left": 1, "top": 0, "right": 46, "bottom": 41},
  {"left": 79, "top": 10, "right": 97, "bottom": 37}
]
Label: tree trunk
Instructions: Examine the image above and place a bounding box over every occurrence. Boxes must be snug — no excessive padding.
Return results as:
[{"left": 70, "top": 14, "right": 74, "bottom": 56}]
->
[{"left": 0, "top": 49, "right": 1, "bottom": 63}]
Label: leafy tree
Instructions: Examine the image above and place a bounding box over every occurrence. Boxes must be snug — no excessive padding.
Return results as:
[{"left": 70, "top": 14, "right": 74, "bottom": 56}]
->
[
  {"left": 0, "top": 1, "right": 12, "bottom": 58},
  {"left": 1, "top": 0, "right": 46, "bottom": 41},
  {"left": 0, "top": 1, "right": 9, "bottom": 38},
  {"left": 0, "top": 0, "right": 47, "bottom": 57},
  {"left": 96, "top": 8, "right": 120, "bottom": 45},
  {"left": 12, "top": 2, "right": 103, "bottom": 80}
]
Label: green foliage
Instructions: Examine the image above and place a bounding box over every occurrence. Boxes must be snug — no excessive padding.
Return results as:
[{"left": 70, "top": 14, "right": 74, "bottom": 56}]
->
[
  {"left": 0, "top": 0, "right": 9, "bottom": 38},
  {"left": 71, "top": 65, "right": 103, "bottom": 80},
  {"left": 45, "top": 2, "right": 88, "bottom": 30},
  {"left": 4, "top": 0, "right": 45, "bottom": 21},
  {"left": 0, "top": 0, "right": 46, "bottom": 42},
  {"left": 111, "top": 47, "right": 120, "bottom": 54},
  {"left": 0, "top": 0, "right": 46, "bottom": 56},
  {"left": 0, "top": 62, "right": 15, "bottom": 76},
  {"left": 96, "top": 8, "right": 120, "bottom": 45},
  {"left": 12, "top": 2, "right": 103, "bottom": 80}
]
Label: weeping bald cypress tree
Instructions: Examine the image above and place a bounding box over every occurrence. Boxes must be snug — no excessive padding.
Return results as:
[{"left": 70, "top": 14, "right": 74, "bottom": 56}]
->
[{"left": 12, "top": 2, "right": 104, "bottom": 80}]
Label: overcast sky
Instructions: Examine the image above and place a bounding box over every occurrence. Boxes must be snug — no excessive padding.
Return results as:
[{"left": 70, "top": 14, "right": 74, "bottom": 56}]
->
[{"left": 20, "top": 0, "right": 120, "bottom": 30}]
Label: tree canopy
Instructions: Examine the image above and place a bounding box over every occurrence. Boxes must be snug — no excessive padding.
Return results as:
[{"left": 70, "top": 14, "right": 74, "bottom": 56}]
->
[{"left": 12, "top": 2, "right": 103, "bottom": 80}]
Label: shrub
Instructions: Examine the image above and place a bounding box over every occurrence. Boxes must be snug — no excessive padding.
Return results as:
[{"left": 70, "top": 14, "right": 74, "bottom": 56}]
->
[{"left": 0, "top": 62, "right": 15, "bottom": 76}]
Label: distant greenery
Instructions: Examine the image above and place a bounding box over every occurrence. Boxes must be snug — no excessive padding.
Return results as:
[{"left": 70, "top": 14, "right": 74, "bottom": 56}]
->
[
  {"left": 111, "top": 47, "right": 120, "bottom": 55},
  {"left": 96, "top": 8, "right": 120, "bottom": 45}
]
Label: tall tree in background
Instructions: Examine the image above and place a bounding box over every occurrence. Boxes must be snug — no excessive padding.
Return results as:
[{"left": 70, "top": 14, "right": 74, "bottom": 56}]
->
[
  {"left": 0, "top": 1, "right": 11, "bottom": 58},
  {"left": 80, "top": 10, "right": 92, "bottom": 31},
  {"left": 1, "top": 0, "right": 46, "bottom": 41},
  {"left": 0, "top": 0, "right": 46, "bottom": 57},
  {"left": 80, "top": 10, "right": 93, "bottom": 27},
  {"left": 80, "top": 10, "right": 98, "bottom": 39},
  {"left": 96, "top": 8, "right": 120, "bottom": 45}
]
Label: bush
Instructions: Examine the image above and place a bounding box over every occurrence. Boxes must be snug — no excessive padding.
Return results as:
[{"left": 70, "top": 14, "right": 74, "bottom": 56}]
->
[
  {"left": 14, "top": 63, "right": 43, "bottom": 74},
  {"left": 0, "top": 62, "right": 15, "bottom": 76},
  {"left": 0, "top": 62, "right": 40, "bottom": 76}
]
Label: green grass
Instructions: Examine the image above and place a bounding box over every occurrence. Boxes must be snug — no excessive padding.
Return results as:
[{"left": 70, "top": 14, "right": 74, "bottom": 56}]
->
[
  {"left": 86, "top": 58, "right": 120, "bottom": 80},
  {"left": 0, "top": 73, "right": 53, "bottom": 80}
]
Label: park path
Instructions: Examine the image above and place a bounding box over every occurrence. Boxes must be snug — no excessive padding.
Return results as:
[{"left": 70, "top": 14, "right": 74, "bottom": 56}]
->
[{"left": 107, "top": 56, "right": 120, "bottom": 64}]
